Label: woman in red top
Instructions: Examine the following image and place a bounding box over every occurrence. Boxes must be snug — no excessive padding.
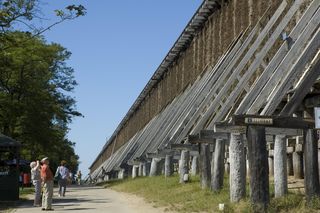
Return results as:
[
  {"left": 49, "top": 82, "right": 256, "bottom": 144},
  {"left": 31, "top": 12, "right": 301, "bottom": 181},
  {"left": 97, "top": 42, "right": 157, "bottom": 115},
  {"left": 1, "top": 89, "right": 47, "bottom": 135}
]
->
[{"left": 40, "top": 157, "right": 54, "bottom": 211}]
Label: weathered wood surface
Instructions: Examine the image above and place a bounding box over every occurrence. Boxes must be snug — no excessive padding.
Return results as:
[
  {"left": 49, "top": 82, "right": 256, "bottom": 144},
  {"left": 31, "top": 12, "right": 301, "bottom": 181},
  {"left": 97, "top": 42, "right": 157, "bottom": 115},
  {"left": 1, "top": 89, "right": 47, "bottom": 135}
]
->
[
  {"left": 188, "top": 131, "right": 229, "bottom": 144},
  {"left": 236, "top": 0, "right": 320, "bottom": 115},
  {"left": 274, "top": 135, "right": 288, "bottom": 197},
  {"left": 247, "top": 126, "right": 269, "bottom": 210},
  {"left": 192, "top": 2, "right": 286, "bottom": 132},
  {"left": 211, "top": 139, "right": 225, "bottom": 191},
  {"left": 149, "top": 158, "right": 163, "bottom": 177},
  {"left": 231, "top": 115, "right": 314, "bottom": 129},
  {"left": 229, "top": 133, "right": 246, "bottom": 202},
  {"left": 304, "top": 129, "right": 320, "bottom": 201},
  {"left": 170, "top": 144, "right": 199, "bottom": 151},
  {"left": 200, "top": 144, "right": 211, "bottom": 189},
  {"left": 280, "top": 56, "right": 320, "bottom": 116},
  {"left": 293, "top": 152, "right": 304, "bottom": 179},
  {"left": 165, "top": 155, "right": 174, "bottom": 177},
  {"left": 179, "top": 150, "right": 190, "bottom": 183},
  {"left": 262, "top": 26, "right": 320, "bottom": 115},
  {"left": 191, "top": 156, "right": 199, "bottom": 176},
  {"left": 170, "top": 29, "right": 252, "bottom": 144}
]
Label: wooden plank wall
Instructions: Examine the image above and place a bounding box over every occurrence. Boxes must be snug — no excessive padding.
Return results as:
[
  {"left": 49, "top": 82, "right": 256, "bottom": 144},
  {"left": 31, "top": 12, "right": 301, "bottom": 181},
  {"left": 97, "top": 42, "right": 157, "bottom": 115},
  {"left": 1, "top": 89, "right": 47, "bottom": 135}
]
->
[{"left": 90, "top": 0, "right": 287, "bottom": 172}]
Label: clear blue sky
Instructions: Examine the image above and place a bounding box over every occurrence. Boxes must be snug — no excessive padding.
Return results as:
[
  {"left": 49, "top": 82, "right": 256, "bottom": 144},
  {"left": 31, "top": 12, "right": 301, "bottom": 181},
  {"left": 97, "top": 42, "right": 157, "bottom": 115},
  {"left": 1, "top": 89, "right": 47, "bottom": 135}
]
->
[{"left": 40, "top": 0, "right": 202, "bottom": 176}]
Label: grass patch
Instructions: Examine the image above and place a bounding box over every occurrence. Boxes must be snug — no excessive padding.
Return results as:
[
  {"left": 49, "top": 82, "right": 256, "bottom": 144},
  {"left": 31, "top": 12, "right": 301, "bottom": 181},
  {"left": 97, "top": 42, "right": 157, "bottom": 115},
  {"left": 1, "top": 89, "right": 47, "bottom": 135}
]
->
[
  {"left": 19, "top": 187, "right": 34, "bottom": 198},
  {"left": 105, "top": 175, "right": 320, "bottom": 212}
]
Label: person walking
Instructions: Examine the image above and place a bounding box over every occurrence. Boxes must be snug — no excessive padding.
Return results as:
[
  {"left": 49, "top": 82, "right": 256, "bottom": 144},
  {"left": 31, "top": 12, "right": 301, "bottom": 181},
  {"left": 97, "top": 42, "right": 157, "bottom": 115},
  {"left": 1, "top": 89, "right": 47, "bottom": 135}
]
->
[
  {"left": 30, "top": 160, "right": 41, "bottom": 207},
  {"left": 40, "top": 157, "right": 54, "bottom": 211},
  {"left": 76, "top": 170, "right": 82, "bottom": 186},
  {"left": 55, "top": 160, "right": 69, "bottom": 197}
]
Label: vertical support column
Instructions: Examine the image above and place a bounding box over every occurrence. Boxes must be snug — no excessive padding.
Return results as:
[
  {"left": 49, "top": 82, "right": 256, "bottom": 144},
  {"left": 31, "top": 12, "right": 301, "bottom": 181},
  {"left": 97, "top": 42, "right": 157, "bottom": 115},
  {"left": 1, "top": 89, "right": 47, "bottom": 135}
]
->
[
  {"left": 138, "top": 162, "right": 143, "bottom": 177},
  {"left": 179, "top": 150, "right": 190, "bottom": 183},
  {"left": 165, "top": 154, "right": 174, "bottom": 177},
  {"left": 132, "top": 165, "right": 139, "bottom": 179},
  {"left": 200, "top": 144, "right": 211, "bottom": 189},
  {"left": 274, "top": 135, "right": 288, "bottom": 197},
  {"left": 225, "top": 159, "right": 230, "bottom": 175},
  {"left": 247, "top": 126, "right": 269, "bottom": 211},
  {"left": 229, "top": 133, "right": 246, "bottom": 202},
  {"left": 143, "top": 161, "right": 150, "bottom": 176},
  {"left": 268, "top": 156, "right": 274, "bottom": 176},
  {"left": 304, "top": 129, "right": 320, "bottom": 201},
  {"left": 211, "top": 151, "right": 215, "bottom": 185},
  {"left": 149, "top": 158, "right": 159, "bottom": 177},
  {"left": 191, "top": 155, "right": 199, "bottom": 176},
  {"left": 118, "top": 169, "right": 125, "bottom": 179},
  {"left": 293, "top": 144, "right": 304, "bottom": 179},
  {"left": 287, "top": 152, "right": 294, "bottom": 176},
  {"left": 212, "top": 139, "right": 225, "bottom": 191}
]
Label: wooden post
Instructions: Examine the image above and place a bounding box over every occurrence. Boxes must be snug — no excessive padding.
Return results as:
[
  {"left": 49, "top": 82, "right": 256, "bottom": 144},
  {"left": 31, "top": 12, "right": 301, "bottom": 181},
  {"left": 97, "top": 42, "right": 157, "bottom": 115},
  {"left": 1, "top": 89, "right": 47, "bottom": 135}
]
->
[
  {"left": 304, "top": 129, "right": 320, "bottom": 201},
  {"left": 211, "top": 151, "right": 215, "bottom": 184},
  {"left": 287, "top": 153, "right": 294, "bottom": 176},
  {"left": 274, "top": 135, "right": 288, "bottom": 197},
  {"left": 132, "top": 165, "right": 139, "bottom": 179},
  {"left": 165, "top": 154, "right": 174, "bottom": 177},
  {"left": 293, "top": 151, "right": 304, "bottom": 179},
  {"left": 200, "top": 144, "right": 211, "bottom": 189},
  {"left": 247, "top": 126, "right": 269, "bottom": 210},
  {"left": 268, "top": 156, "right": 274, "bottom": 176},
  {"left": 225, "top": 161, "right": 230, "bottom": 175},
  {"left": 138, "top": 162, "right": 143, "bottom": 176},
  {"left": 211, "top": 139, "right": 225, "bottom": 191},
  {"left": 150, "top": 158, "right": 160, "bottom": 177},
  {"left": 118, "top": 169, "right": 125, "bottom": 179},
  {"left": 191, "top": 156, "right": 199, "bottom": 176},
  {"left": 143, "top": 162, "right": 151, "bottom": 176},
  {"left": 229, "top": 133, "right": 246, "bottom": 202},
  {"left": 179, "top": 150, "right": 190, "bottom": 183}
]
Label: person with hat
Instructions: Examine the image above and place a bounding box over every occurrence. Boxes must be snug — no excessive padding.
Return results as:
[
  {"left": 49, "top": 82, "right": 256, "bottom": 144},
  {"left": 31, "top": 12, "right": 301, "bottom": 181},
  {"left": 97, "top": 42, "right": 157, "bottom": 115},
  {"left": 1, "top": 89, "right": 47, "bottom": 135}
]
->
[
  {"left": 30, "top": 160, "right": 41, "bottom": 207},
  {"left": 40, "top": 157, "right": 54, "bottom": 211}
]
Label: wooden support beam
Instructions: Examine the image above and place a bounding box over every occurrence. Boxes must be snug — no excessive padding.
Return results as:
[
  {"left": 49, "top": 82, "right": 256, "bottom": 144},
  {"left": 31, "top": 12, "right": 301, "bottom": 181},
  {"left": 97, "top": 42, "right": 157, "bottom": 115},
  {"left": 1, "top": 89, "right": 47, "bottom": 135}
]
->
[
  {"left": 293, "top": 152, "right": 304, "bottom": 179},
  {"left": 200, "top": 130, "right": 229, "bottom": 140},
  {"left": 232, "top": 115, "right": 314, "bottom": 129},
  {"left": 179, "top": 150, "right": 190, "bottom": 183},
  {"left": 247, "top": 126, "right": 269, "bottom": 210},
  {"left": 304, "top": 129, "right": 320, "bottom": 201},
  {"left": 170, "top": 143, "right": 199, "bottom": 151},
  {"left": 191, "top": 156, "right": 199, "bottom": 176},
  {"left": 188, "top": 131, "right": 229, "bottom": 143},
  {"left": 281, "top": 56, "right": 320, "bottom": 115},
  {"left": 200, "top": 144, "right": 211, "bottom": 189},
  {"left": 274, "top": 135, "right": 288, "bottom": 197},
  {"left": 165, "top": 155, "right": 174, "bottom": 177},
  {"left": 229, "top": 133, "right": 246, "bottom": 202},
  {"left": 211, "top": 139, "right": 225, "bottom": 191}
]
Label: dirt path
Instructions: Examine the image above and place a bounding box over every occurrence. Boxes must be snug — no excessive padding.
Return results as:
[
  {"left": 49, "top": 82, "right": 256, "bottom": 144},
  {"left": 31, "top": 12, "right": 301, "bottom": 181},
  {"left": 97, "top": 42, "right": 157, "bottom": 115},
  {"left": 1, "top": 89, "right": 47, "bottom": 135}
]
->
[{"left": 12, "top": 185, "right": 167, "bottom": 213}]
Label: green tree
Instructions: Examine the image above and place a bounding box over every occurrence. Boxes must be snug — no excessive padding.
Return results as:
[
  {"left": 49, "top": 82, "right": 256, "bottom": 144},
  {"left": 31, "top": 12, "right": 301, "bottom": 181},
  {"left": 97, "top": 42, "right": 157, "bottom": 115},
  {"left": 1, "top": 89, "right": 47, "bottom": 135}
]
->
[
  {"left": 0, "top": 0, "right": 86, "bottom": 51},
  {"left": 0, "top": 31, "right": 82, "bottom": 170}
]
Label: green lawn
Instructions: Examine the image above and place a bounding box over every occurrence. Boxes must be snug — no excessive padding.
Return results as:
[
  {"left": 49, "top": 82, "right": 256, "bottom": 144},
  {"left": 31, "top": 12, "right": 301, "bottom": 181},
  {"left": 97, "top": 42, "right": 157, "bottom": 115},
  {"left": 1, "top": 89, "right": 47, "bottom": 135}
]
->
[{"left": 105, "top": 175, "right": 320, "bottom": 212}]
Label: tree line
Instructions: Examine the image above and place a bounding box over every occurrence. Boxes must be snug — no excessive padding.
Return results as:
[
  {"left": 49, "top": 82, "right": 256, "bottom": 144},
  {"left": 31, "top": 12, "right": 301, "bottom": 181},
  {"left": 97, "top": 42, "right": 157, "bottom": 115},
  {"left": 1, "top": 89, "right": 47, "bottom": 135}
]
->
[{"left": 0, "top": 0, "right": 86, "bottom": 172}]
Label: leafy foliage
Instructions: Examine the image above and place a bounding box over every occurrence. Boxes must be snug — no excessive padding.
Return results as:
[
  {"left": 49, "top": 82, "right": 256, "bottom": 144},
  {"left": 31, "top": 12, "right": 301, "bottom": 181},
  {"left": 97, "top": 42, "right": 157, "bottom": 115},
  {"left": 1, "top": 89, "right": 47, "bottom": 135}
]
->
[
  {"left": 0, "top": 31, "right": 82, "bottom": 172},
  {"left": 0, "top": 0, "right": 86, "bottom": 51}
]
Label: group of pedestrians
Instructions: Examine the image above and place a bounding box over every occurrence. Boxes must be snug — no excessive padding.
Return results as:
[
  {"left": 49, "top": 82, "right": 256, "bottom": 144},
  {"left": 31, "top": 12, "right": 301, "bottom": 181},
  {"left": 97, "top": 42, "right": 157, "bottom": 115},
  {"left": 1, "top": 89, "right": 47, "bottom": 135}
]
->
[{"left": 29, "top": 157, "right": 81, "bottom": 211}]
